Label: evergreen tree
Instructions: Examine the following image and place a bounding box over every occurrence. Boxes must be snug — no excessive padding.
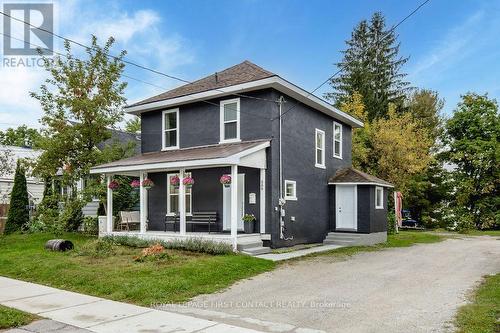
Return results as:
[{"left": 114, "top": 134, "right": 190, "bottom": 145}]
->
[
  {"left": 6, "top": 161, "right": 29, "bottom": 233},
  {"left": 327, "top": 12, "right": 411, "bottom": 121}
]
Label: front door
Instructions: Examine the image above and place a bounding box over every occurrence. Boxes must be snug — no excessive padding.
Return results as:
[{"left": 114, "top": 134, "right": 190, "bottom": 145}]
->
[
  {"left": 223, "top": 174, "right": 245, "bottom": 231},
  {"left": 336, "top": 185, "right": 357, "bottom": 230}
]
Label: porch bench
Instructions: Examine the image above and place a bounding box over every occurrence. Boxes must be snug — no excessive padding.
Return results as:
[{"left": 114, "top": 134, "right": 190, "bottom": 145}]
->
[{"left": 164, "top": 212, "right": 218, "bottom": 233}]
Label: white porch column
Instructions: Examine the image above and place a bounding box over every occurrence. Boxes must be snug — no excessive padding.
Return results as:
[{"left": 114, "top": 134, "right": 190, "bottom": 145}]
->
[
  {"left": 139, "top": 172, "right": 147, "bottom": 233},
  {"left": 260, "top": 168, "right": 266, "bottom": 234},
  {"left": 230, "top": 164, "right": 238, "bottom": 251},
  {"left": 106, "top": 175, "right": 113, "bottom": 233},
  {"left": 179, "top": 169, "right": 186, "bottom": 235}
]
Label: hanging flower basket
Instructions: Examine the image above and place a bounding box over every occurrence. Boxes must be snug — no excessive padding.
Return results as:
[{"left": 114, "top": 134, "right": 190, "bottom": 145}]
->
[
  {"left": 108, "top": 180, "right": 119, "bottom": 190},
  {"left": 130, "top": 179, "right": 141, "bottom": 189},
  {"left": 170, "top": 175, "right": 180, "bottom": 188},
  {"left": 183, "top": 176, "right": 195, "bottom": 188},
  {"left": 142, "top": 178, "right": 155, "bottom": 190},
  {"left": 220, "top": 174, "right": 232, "bottom": 187}
]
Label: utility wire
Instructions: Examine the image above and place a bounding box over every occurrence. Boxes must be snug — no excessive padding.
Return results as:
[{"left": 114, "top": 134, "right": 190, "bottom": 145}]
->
[
  {"left": 274, "top": 0, "right": 431, "bottom": 121},
  {"left": 0, "top": 10, "right": 277, "bottom": 104},
  {"left": 0, "top": 31, "right": 271, "bottom": 121}
]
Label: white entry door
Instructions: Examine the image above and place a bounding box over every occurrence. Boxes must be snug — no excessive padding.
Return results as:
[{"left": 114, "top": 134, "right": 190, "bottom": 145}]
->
[
  {"left": 336, "top": 185, "right": 357, "bottom": 230},
  {"left": 223, "top": 174, "right": 245, "bottom": 231}
]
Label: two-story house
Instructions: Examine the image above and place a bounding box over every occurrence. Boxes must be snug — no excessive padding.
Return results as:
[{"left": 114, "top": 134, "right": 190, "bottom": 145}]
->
[{"left": 90, "top": 61, "right": 393, "bottom": 254}]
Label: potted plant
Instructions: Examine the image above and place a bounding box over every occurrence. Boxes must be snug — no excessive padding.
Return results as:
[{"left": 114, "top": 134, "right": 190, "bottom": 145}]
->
[
  {"left": 130, "top": 179, "right": 140, "bottom": 189},
  {"left": 220, "top": 174, "right": 231, "bottom": 188},
  {"left": 142, "top": 178, "right": 155, "bottom": 190},
  {"left": 108, "top": 180, "right": 119, "bottom": 190},
  {"left": 182, "top": 176, "right": 195, "bottom": 188},
  {"left": 242, "top": 214, "right": 256, "bottom": 233},
  {"left": 170, "top": 175, "right": 180, "bottom": 188}
]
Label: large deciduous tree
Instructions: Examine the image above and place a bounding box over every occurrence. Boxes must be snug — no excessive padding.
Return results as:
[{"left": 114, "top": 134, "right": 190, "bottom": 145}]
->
[
  {"left": 0, "top": 125, "right": 41, "bottom": 148},
  {"left": 30, "top": 36, "right": 127, "bottom": 184},
  {"left": 442, "top": 93, "right": 499, "bottom": 229},
  {"left": 327, "top": 12, "right": 411, "bottom": 121}
]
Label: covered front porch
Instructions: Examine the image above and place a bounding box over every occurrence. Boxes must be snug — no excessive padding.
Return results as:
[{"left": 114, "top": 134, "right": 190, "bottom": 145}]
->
[{"left": 90, "top": 140, "right": 270, "bottom": 250}]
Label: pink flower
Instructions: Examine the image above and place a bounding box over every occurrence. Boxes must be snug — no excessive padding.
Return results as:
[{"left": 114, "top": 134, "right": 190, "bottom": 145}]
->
[
  {"left": 130, "top": 179, "right": 141, "bottom": 188},
  {"left": 220, "top": 174, "right": 231, "bottom": 185},
  {"left": 142, "top": 178, "right": 154, "bottom": 188},
  {"left": 108, "top": 180, "right": 119, "bottom": 190},
  {"left": 183, "top": 177, "right": 195, "bottom": 186},
  {"left": 170, "top": 175, "right": 180, "bottom": 186}
]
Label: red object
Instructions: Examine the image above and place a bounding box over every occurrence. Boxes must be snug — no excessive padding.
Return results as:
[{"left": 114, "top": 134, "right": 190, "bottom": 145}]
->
[
  {"left": 108, "top": 180, "right": 119, "bottom": 190},
  {"left": 170, "top": 175, "right": 180, "bottom": 186},
  {"left": 395, "top": 192, "right": 403, "bottom": 227}
]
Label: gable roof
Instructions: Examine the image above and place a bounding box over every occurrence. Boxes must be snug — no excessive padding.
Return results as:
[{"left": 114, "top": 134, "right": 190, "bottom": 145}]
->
[
  {"left": 328, "top": 167, "right": 393, "bottom": 187},
  {"left": 125, "top": 61, "right": 363, "bottom": 128},
  {"left": 130, "top": 61, "right": 276, "bottom": 107}
]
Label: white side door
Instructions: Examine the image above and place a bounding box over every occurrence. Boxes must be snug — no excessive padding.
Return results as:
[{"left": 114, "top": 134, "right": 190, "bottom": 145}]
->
[
  {"left": 336, "top": 185, "right": 357, "bottom": 230},
  {"left": 223, "top": 174, "right": 245, "bottom": 231}
]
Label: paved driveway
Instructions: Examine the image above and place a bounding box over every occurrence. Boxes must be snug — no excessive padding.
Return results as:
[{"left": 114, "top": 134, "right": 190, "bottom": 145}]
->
[{"left": 166, "top": 236, "right": 500, "bottom": 333}]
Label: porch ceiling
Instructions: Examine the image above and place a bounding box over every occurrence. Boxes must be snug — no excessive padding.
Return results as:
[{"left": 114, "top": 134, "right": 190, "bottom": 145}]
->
[{"left": 90, "top": 139, "right": 270, "bottom": 174}]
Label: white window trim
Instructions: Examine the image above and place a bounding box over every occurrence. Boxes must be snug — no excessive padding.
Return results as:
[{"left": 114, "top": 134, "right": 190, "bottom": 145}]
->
[
  {"left": 375, "top": 186, "right": 384, "bottom": 209},
  {"left": 315, "top": 128, "right": 326, "bottom": 169},
  {"left": 284, "top": 180, "right": 297, "bottom": 201},
  {"left": 219, "top": 98, "right": 241, "bottom": 143},
  {"left": 166, "top": 172, "right": 192, "bottom": 216},
  {"left": 333, "top": 121, "right": 343, "bottom": 159},
  {"left": 162, "top": 108, "right": 179, "bottom": 151}
]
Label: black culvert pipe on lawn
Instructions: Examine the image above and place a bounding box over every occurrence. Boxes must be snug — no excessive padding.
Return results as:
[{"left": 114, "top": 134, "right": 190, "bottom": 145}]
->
[{"left": 45, "top": 239, "right": 74, "bottom": 252}]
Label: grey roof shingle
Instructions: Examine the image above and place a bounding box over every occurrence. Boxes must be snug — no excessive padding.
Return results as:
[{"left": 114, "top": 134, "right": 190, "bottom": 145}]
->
[
  {"left": 128, "top": 60, "right": 276, "bottom": 107},
  {"left": 92, "top": 139, "right": 270, "bottom": 170},
  {"left": 329, "top": 167, "right": 393, "bottom": 187}
]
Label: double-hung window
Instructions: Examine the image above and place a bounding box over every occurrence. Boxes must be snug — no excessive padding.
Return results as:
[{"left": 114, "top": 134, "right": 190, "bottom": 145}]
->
[
  {"left": 315, "top": 129, "right": 325, "bottom": 168},
  {"left": 162, "top": 109, "right": 179, "bottom": 150},
  {"left": 284, "top": 180, "right": 297, "bottom": 201},
  {"left": 167, "top": 173, "right": 192, "bottom": 215},
  {"left": 375, "top": 186, "right": 384, "bottom": 209},
  {"left": 220, "top": 98, "right": 240, "bottom": 143},
  {"left": 333, "top": 121, "right": 342, "bottom": 159}
]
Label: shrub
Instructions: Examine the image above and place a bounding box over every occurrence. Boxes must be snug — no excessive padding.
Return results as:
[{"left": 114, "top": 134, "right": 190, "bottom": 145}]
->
[
  {"left": 134, "top": 243, "right": 170, "bottom": 262},
  {"left": 5, "top": 162, "right": 29, "bottom": 233},
  {"left": 82, "top": 216, "right": 98, "bottom": 236},
  {"left": 387, "top": 211, "right": 396, "bottom": 235},
  {"left": 105, "top": 235, "right": 233, "bottom": 255},
  {"left": 76, "top": 239, "right": 115, "bottom": 258},
  {"left": 59, "top": 199, "right": 84, "bottom": 231}
]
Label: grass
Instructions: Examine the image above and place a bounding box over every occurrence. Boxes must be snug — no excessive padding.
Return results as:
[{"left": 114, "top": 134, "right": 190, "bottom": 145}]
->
[
  {"left": 455, "top": 274, "right": 500, "bottom": 333},
  {"left": 0, "top": 305, "right": 37, "bottom": 329},
  {"left": 0, "top": 233, "right": 275, "bottom": 306},
  {"left": 292, "top": 230, "right": 445, "bottom": 261}
]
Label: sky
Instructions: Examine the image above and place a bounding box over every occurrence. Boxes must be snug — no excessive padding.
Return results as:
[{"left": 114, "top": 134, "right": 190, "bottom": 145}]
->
[{"left": 0, "top": 0, "right": 499, "bottom": 130}]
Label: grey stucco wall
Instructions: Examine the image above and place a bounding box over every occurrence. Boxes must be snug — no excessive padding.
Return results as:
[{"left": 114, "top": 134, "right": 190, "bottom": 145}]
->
[{"left": 371, "top": 186, "right": 388, "bottom": 232}]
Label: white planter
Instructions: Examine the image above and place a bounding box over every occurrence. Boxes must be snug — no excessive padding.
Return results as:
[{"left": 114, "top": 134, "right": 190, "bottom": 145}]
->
[{"left": 98, "top": 216, "right": 107, "bottom": 234}]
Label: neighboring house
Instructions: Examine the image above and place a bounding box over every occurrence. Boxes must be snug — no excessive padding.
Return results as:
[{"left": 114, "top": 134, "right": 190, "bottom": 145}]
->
[
  {"left": 0, "top": 145, "right": 44, "bottom": 207},
  {"left": 91, "top": 61, "right": 393, "bottom": 253}
]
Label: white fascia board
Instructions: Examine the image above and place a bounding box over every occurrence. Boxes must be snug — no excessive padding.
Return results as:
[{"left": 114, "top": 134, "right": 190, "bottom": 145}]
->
[
  {"left": 125, "top": 77, "right": 363, "bottom": 128},
  {"left": 328, "top": 182, "right": 394, "bottom": 188}
]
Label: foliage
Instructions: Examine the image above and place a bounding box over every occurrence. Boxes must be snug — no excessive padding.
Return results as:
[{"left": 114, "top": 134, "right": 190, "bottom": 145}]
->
[
  {"left": 31, "top": 180, "right": 62, "bottom": 235},
  {"left": 406, "top": 89, "right": 445, "bottom": 144},
  {"left": 82, "top": 216, "right": 98, "bottom": 236},
  {"left": 0, "top": 148, "right": 14, "bottom": 177},
  {"left": 327, "top": 12, "right": 411, "bottom": 121},
  {"left": 455, "top": 273, "right": 499, "bottom": 333},
  {"left": 75, "top": 238, "right": 115, "bottom": 258},
  {"left": 5, "top": 161, "right": 29, "bottom": 233},
  {"left": 0, "top": 305, "right": 37, "bottom": 329},
  {"left": 58, "top": 199, "right": 84, "bottom": 232},
  {"left": 243, "top": 214, "right": 256, "bottom": 223},
  {"left": 0, "top": 232, "right": 275, "bottom": 305},
  {"left": 30, "top": 36, "right": 127, "bottom": 184},
  {"left": 442, "top": 93, "right": 500, "bottom": 229},
  {"left": 124, "top": 116, "right": 141, "bottom": 133},
  {"left": 0, "top": 125, "right": 41, "bottom": 148},
  {"left": 105, "top": 235, "right": 234, "bottom": 255},
  {"left": 387, "top": 211, "right": 396, "bottom": 235},
  {"left": 134, "top": 243, "right": 170, "bottom": 262}
]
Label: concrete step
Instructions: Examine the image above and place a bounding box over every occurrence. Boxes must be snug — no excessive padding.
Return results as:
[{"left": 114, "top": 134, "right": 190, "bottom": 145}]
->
[
  {"left": 323, "top": 239, "right": 356, "bottom": 246},
  {"left": 237, "top": 241, "right": 264, "bottom": 251},
  {"left": 242, "top": 246, "right": 272, "bottom": 256}
]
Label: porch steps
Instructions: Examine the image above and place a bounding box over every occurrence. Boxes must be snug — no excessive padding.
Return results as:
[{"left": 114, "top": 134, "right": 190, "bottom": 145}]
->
[{"left": 237, "top": 240, "right": 271, "bottom": 256}]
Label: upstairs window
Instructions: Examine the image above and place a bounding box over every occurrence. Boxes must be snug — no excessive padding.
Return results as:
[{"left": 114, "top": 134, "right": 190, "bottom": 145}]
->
[
  {"left": 220, "top": 98, "right": 240, "bottom": 143},
  {"left": 315, "top": 129, "right": 325, "bottom": 168},
  {"left": 375, "top": 186, "right": 384, "bottom": 209},
  {"left": 333, "top": 122, "right": 342, "bottom": 159},
  {"left": 162, "top": 109, "right": 179, "bottom": 150}
]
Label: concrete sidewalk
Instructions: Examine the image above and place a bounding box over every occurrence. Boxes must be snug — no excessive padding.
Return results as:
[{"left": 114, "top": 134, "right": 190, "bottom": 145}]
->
[
  {"left": 0, "top": 276, "right": 263, "bottom": 333},
  {"left": 255, "top": 244, "right": 343, "bottom": 261}
]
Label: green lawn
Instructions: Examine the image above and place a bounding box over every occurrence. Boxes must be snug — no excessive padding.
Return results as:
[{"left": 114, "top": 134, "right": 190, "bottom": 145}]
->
[
  {"left": 0, "top": 233, "right": 275, "bottom": 306},
  {"left": 0, "top": 305, "right": 37, "bottom": 329},
  {"left": 455, "top": 274, "right": 500, "bottom": 333}
]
